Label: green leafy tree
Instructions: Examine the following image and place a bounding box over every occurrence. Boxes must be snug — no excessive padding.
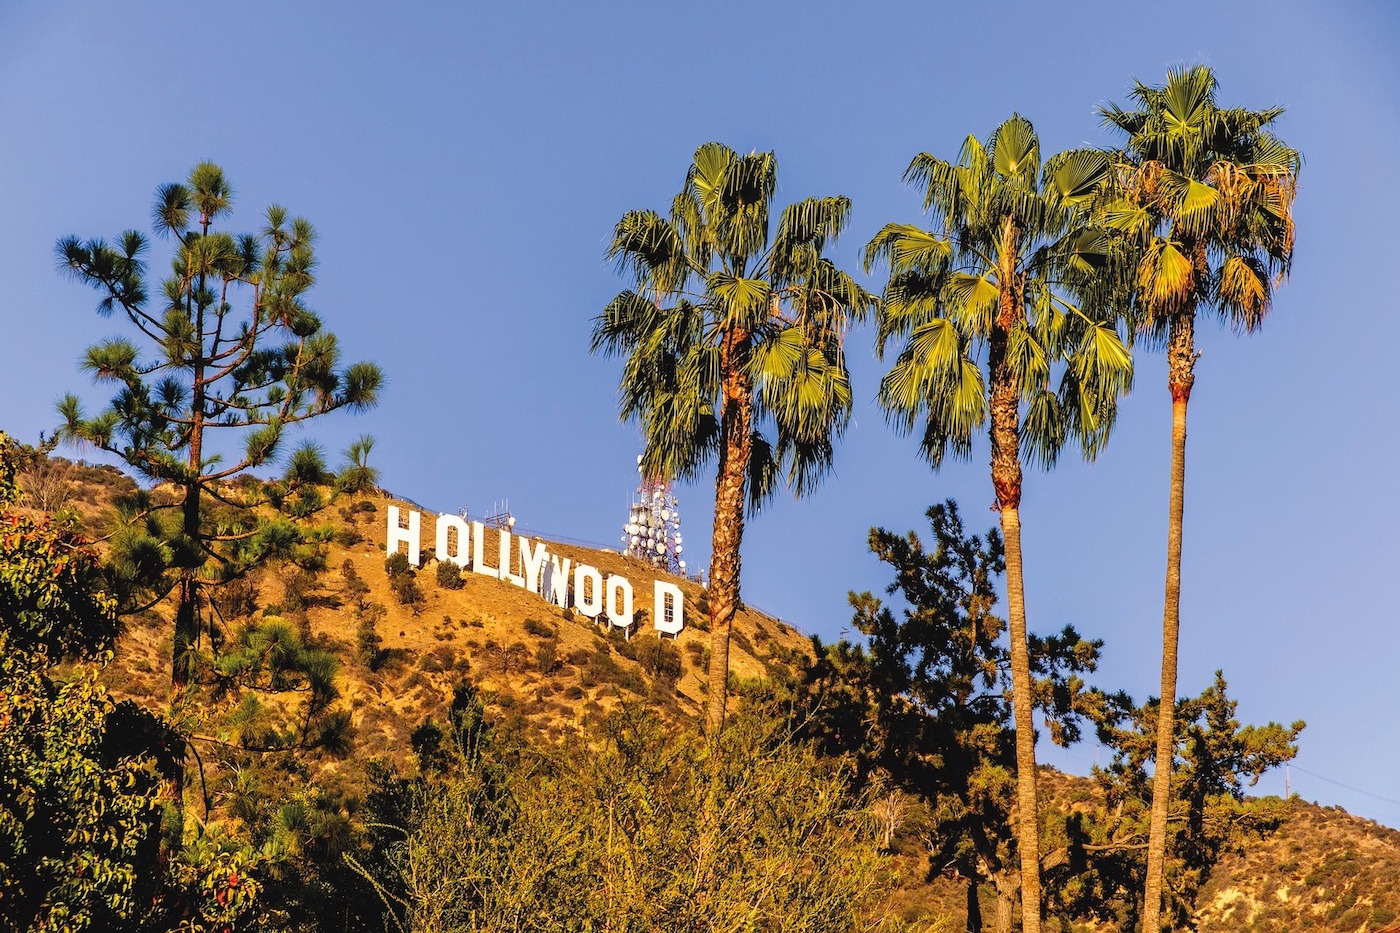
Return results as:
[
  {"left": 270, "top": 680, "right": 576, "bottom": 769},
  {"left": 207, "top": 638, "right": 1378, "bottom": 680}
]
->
[
  {"left": 1045, "top": 674, "right": 1302, "bottom": 931},
  {"left": 0, "top": 433, "right": 175, "bottom": 932},
  {"left": 55, "top": 161, "right": 383, "bottom": 699},
  {"left": 592, "top": 143, "right": 874, "bottom": 733},
  {"left": 864, "top": 115, "right": 1131, "bottom": 932},
  {"left": 799, "top": 501, "right": 1109, "bottom": 933},
  {"left": 1099, "top": 67, "right": 1300, "bottom": 930}
]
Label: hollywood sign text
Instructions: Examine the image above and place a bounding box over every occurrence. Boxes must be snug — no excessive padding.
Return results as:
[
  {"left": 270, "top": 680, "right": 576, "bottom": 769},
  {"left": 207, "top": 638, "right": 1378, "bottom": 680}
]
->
[{"left": 386, "top": 507, "right": 684, "bottom": 635}]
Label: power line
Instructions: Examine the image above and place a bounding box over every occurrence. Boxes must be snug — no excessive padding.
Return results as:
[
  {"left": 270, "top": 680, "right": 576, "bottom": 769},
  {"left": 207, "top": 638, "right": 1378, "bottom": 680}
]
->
[{"left": 1289, "top": 765, "right": 1400, "bottom": 809}]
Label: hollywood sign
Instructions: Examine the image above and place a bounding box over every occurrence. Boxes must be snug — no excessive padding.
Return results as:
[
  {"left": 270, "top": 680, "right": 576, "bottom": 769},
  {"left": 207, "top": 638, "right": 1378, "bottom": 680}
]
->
[{"left": 386, "top": 506, "right": 685, "bottom": 636}]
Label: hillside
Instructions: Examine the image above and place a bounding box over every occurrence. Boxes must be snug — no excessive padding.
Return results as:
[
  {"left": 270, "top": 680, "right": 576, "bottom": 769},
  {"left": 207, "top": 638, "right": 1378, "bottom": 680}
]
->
[
  {"left": 97, "top": 487, "right": 812, "bottom": 769},
  {"left": 1196, "top": 800, "right": 1400, "bottom": 932},
  {"left": 16, "top": 453, "right": 1400, "bottom": 932}
]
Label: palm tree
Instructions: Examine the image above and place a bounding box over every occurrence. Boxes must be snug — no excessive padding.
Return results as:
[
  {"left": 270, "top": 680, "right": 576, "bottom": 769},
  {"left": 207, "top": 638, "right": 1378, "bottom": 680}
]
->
[
  {"left": 592, "top": 142, "right": 873, "bottom": 734},
  {"left": 1100, "top": 66, "right": 1299, "bottom": 931},
  {"left": 865, "top": 115, "right": 1131, "bottom": 933}
]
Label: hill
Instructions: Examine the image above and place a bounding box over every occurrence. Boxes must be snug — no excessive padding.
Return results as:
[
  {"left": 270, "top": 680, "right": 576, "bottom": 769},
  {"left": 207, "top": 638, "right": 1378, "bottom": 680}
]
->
[
  {"left": 1196, "top": 800, "right": 1400, "bottom": 931},
  {"left": 16, "top": 452, "right": 1400, "bottom": 931},
  {"left": 74, "top": 476, "right": 811, "bottom": 773}
]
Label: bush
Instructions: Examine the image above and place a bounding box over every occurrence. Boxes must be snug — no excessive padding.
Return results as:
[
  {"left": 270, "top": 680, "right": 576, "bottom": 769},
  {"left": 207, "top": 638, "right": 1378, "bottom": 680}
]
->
[
  {"left": 385, "top": 550, "right": 413, "bottom": 578},
  {"left": 522, "top": 618, "right": 555, "bottom": 639},
  {"left": 335, "top": 526, "right": 363, "bottom": 547},
  {"left": 282, "top": 568, "right": 319, "bottom": 615},
  {"left": 214, "top": 575, "right": 259, "bottom": 621},
  {"left": 684, "top": 641, "right": 707, "bottom": 668},
  {"left": 342, "top": 559, "right": 370, "bottom": 603},
  {"left": 392, "top": 576, "right": 424, "bottom": 611},
  {"left": 435, "top": 560, "right": 465, "bottom": 590},
  {"left": 355, "top": 602, "right": 387, "bottom": 670},
  {"left": 535, "top": 641, "right": 560, "bottom": 675},
  {"left": 635, "top": 635, "right": 682, "bottom": 683},
  {"left": 361, "top": 707, "right": 895, "bottom": 931},
  {"left": 610, "top": 629, "right": 639, "bottom": 660}
]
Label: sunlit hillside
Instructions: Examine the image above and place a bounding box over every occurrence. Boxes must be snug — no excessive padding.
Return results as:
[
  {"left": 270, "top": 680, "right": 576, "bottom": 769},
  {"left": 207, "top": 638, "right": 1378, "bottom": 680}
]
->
[{"left": 18, "top": 452, "right": 1400, "bottom": 932}]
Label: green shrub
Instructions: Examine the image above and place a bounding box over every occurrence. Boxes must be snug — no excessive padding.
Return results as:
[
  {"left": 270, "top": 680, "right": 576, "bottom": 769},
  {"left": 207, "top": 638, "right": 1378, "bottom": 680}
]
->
[
  {"left": 392, "top": 575, "right": 424, "bottom": 611},
  {"left": 523, "top": 618, "right": 555, "bottom": 639},
  {"left": 355, "top": 602, "right": 387, "bottom": 670},
  {"left": 214, "top": 575, "right": 259, "bottom": 621},
  {"left": 435, "top": 560, "right": 465, "bottom": 590},
  {"left": 535, "top": 641, "right": 560, "bottom": 674},
  {"left": 385, "top": 550, "right": 412, "bottom": 578},
  {"left": 635, "top": 635, "right": 682, "bottom": 683}
]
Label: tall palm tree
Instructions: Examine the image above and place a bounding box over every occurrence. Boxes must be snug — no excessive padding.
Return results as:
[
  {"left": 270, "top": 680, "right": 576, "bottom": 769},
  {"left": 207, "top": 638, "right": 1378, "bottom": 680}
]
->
[
  {"left": 1100, "top": 66, "right": 1299, "bottom": 931},
  {"left": 865, "top": 115, "right": 1131, "bottom": 933},
  {"left": 592, "top": 142, "right": 874, "bottom": 734}
]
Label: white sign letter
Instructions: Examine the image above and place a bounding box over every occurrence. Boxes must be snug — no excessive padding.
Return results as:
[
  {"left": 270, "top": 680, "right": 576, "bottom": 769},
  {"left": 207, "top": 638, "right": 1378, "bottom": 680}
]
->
[
  {"left": 471, "top": 521, "right": 499, "bottom": 579},
  {"left": 518, "top": 537, "right": 548, "bottom": 594},
  {"left": 574, "top": 564, "right": 603, "bottom": 619},
  {"left": 499, "top": 530, "right": 525, "bottom": 588},
  {"left": 386, "top": 507, "right": 421, "bottom": 566},
  {"left": 544, "top": 555, "right": 572, "bottom": 607},
  {"left": 653, "top": 580, "right": 684, "bottom": 636},
  {"left": 605, "top": 575, "right": 634, "bottom": 631},
  {"left": 435, "top": 515, "right": 471, "bottom": 568}
]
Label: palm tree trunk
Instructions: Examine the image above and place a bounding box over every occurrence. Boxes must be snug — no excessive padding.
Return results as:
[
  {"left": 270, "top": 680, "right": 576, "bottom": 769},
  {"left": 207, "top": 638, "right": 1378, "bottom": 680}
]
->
[
  {"left": 1000, "top": 504, "right": 1041, "bottom": 933},
  {"left": 988, "top": 315, "right": 1041, "bottom": 933},
  {"left": 706, "top": 332, "right": 753, "bottom": 735},
  {"left": 1142, "top": 308, "right": 1195, "bottom": 932}
]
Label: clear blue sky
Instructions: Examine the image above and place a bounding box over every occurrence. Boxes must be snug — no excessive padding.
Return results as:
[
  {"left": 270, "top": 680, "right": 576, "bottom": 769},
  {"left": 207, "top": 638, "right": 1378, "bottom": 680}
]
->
[{"left": 3, "top": 1, "right": 1397, "bottom": 824}]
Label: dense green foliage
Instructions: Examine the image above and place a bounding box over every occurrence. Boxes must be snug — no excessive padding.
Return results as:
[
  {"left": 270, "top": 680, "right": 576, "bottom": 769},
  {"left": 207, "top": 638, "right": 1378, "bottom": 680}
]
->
[
  {"left": 792, "top": 501, "right": 1300, "bottom": 933},
  {"left": 0, "top": 434, "right": 172, "bottom": 931}
]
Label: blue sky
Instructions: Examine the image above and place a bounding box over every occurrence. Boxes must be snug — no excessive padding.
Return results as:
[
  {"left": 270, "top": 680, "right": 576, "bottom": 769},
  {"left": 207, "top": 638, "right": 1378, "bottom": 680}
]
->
[{"left": 3, "top": 1, "right": 1398, "bottom": 824}]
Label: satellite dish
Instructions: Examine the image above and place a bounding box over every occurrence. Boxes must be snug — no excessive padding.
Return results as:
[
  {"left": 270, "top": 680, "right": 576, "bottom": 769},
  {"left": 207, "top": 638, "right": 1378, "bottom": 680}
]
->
[
  {"left": 655, "top": 541, "right": 666, "bottom": 553},
  {"left": 630, "top": 535, "right": 640, "bottom": 546},
  {"left": 660, "top": 509, "right": 671, "bottom": 521},
  {"left": 675, "top": 544, "right": 683, "bottom": 554}
]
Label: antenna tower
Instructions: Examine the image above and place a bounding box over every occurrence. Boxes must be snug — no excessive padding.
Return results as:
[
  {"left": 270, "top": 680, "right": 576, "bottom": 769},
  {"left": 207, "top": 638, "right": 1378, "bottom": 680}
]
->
[{"left": 622, "top": 456, "right": 686, "bottom": 575}]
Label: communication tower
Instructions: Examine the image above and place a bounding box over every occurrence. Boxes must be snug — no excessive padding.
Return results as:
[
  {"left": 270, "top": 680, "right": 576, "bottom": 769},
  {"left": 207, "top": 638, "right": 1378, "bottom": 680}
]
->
[{"left": 622, "top": 456, "right": 686, "bottom": 575}]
